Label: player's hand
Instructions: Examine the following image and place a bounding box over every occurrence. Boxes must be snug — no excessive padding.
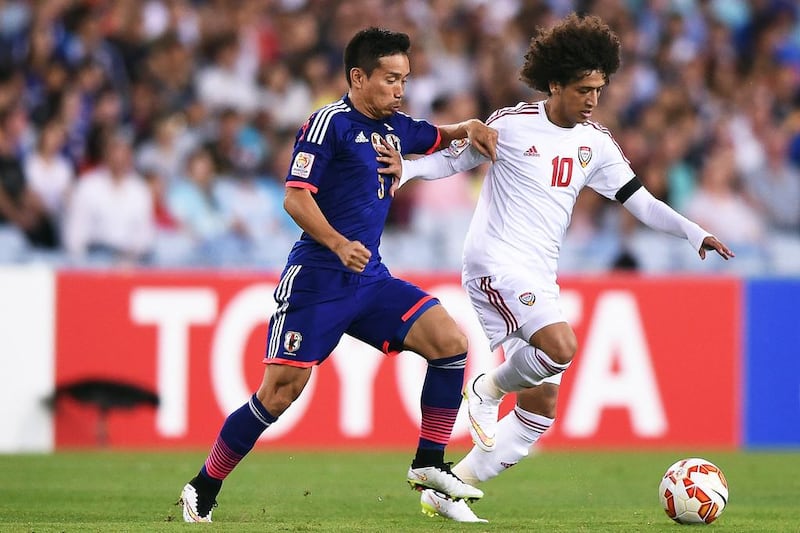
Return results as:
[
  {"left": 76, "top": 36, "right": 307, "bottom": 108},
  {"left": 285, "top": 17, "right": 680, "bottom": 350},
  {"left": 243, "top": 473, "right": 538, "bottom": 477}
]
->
[
  {"left": 464, "top": 119, "right": 498, "bottom": 162},
  {"left": 699, "top": 236, "right": 735, "bottom": 260},
  {"left": 334, "top": 240, "right": 372, "bottom": 272},
  {"left": 376, "top": 138, "right": 403, "bottom": 197}
]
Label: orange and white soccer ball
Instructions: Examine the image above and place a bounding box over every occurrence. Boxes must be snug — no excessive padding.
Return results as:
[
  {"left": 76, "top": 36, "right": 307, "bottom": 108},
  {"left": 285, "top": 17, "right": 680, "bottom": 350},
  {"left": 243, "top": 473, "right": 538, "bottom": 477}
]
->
[{"left": 659, "top": 458, "right": 729, "bottom": 524}]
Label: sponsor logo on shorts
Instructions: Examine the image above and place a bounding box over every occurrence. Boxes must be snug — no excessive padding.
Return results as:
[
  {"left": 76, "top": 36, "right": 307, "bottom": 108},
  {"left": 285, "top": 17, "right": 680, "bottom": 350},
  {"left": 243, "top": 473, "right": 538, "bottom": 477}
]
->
[
  {"left": 284, "top": 331, "right": 303, "bottom": 354},
  {"left": 518, "top": 291, "right": 536, "bottom": 306},
  {"left": 291, "top": 152, "right": 314, "bottom": 178}
]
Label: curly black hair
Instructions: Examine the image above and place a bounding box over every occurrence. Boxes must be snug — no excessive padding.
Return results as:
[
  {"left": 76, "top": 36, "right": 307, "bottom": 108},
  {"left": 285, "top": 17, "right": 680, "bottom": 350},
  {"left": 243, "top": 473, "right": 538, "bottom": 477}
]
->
[
  {"left": 343, "top": 27, "right": 411, "bottom": 86},
  {"left": 520, "top": 13, "right": 621, "bottom": 94}
]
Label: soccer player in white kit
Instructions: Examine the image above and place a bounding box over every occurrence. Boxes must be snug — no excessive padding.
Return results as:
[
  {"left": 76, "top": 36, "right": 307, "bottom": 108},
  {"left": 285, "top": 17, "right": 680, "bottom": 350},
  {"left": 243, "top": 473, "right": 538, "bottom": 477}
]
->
[{"left": 379, "top": 13, "right": 734, "bottom": 522}]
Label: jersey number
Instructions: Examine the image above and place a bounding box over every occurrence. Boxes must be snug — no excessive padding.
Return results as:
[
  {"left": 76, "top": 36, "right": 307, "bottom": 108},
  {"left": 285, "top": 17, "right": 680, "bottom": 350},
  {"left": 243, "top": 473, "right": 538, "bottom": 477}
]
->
[
  {"left": 550, "top": 156, "right": 573, "bottom": 187},
  {"left": 377, "top": 176, "right": 386, "bottom": 199}
]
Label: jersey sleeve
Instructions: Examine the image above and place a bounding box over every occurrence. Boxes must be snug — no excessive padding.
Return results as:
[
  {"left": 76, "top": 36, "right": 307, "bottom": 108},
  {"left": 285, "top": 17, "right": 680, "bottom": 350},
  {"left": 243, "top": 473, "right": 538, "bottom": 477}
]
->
[
  {"left": 285, "top": 112, "right": 337, "bottom": 194},
  {"left": 584, "top": 129, "right": 636, "bottom": 200},
  {"left": 398, "top": 141, "right": 488, "bottom": 189},
  {"left": 400, "top": 115, "right": 441, "bottom": 155}
]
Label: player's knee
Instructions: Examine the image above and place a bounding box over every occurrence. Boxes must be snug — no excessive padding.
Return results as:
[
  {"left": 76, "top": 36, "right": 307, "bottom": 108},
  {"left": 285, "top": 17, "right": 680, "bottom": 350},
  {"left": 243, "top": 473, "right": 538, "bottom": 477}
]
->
[
  {"left": 256, "top": 391, "right": 292, "bottom": 417},
  {"left": 256, "top": 383, "right": 303, "bottom": 417},
  {"left": 518, "top": 384, "right": 559, "bottom": 419},
  {"left": 429, "top": 327, "right": 468, "bottom": 359},
  {"left": 548, "top": 335, "right": 577, "bottom": 365}
]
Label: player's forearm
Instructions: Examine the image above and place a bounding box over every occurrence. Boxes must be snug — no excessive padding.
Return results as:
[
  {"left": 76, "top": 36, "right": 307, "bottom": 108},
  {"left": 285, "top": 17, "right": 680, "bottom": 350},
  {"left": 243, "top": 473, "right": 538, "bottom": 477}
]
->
[
  {"left": 436, "top": 119, "right": 482, "bottom": 147},
  {"left": 284, "top": 187, "right": 349, "bottom": 251},
  {"left": 622, "top": 188, "right": 710, "bottom": 251},
  {"left": 399, "top": 145, "right": 486, "bottom": 188}
]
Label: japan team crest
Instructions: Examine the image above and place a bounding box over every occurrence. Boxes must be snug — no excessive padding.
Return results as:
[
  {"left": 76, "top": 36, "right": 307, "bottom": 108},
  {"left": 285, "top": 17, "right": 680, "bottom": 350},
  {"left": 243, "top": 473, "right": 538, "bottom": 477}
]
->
[
  {"left": 518, "top": 292, "right": 536, "bottom": 306},
  {"left": 578, "top": 146, "right": 592, "bottom": 168},
  {"left": 371, "top": 132, "right": 401, "bottom": 153},
  {"left": 284, "top": 331, "right": 303, "bottom": 353}
]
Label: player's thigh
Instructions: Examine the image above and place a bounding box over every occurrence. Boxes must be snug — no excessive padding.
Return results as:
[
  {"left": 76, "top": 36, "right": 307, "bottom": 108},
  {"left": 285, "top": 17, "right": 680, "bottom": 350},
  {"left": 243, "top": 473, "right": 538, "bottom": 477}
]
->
[
  {"left": 347, "top": 276, "right": 460, "bottom": 358},
  {"left": 402, "top": 304, "right": 467, "bottom": 359},
  {"left": 264, "top": 266, "right": 357, "bottom": 367},
  {"left": 465, "top": 272, "right": 567, "bottom": 350}
]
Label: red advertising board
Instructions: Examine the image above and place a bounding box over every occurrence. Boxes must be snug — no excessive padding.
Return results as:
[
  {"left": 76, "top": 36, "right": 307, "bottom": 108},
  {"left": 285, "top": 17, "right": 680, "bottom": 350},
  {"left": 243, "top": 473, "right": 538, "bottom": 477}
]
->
[{"left": 54, "top": 272, "right": 740, "bottom": 450}]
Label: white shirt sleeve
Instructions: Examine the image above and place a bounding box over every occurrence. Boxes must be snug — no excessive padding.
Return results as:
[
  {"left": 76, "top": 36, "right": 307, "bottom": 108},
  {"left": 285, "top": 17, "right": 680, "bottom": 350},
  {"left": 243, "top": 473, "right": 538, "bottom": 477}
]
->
[
  {"left": 622, "top": 187, "right": 711, "bottom": 252},
  {"left": 398, "top": 141, "right": 488, "bottom": 189},
  {"left": 63, "top": 180, "right": 92, "bottom": 259}
]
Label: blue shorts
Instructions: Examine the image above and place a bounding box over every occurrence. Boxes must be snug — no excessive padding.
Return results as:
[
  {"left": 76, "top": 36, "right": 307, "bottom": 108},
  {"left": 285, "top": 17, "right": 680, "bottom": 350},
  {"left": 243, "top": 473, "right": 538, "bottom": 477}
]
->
[{"left": 263, "top": 265, "right": 440, "bottom": 367}]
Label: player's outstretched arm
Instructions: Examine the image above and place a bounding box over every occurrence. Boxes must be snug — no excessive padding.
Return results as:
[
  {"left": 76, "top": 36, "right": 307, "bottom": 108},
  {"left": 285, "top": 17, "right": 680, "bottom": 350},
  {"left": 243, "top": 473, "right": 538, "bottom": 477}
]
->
[
  {"left": 284, "top": 186, "right": 371, "bottom": 272},
  {"left": 376, "top": 138, "right": 489, "bottom": 196},
  {"left": 437, "top": 119, "right": 498, "bottom": 162},
  {"left": 622, "top": 185, "right": 735, "bottom": 260}
]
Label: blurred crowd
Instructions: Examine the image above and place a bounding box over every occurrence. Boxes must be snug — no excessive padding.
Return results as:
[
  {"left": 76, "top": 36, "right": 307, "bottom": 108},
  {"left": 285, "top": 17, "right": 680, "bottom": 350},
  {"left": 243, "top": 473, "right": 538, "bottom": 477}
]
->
[{"left": 0, "top": 0, "right": 799, "bottom": 274}]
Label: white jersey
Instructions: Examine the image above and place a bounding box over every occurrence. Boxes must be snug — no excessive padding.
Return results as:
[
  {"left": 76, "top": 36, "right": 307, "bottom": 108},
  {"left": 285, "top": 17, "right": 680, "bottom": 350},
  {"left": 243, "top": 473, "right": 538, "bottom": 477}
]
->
[{"left": 462, "top": 101, "right": 636, "bottom": 293}]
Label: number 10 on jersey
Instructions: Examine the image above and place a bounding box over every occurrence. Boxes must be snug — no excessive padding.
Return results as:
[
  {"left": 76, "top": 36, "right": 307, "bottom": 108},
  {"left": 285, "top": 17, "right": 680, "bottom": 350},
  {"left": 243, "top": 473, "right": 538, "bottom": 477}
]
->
[{"left": 551, "top": 156, "right": 573, "bottom": 187}]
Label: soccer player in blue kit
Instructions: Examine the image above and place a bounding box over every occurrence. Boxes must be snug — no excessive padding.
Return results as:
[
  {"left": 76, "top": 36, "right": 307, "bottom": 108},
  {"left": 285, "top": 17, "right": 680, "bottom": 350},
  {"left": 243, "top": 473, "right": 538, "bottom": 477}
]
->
[{"left": 178, "top": 27, "right": 498, "bottom": 522}]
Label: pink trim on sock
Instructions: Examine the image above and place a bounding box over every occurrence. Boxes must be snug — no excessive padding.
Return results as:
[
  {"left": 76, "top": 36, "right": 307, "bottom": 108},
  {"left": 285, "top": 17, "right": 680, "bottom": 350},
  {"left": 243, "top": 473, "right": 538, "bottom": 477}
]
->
[
  {"left": 420, "top": 405, "right": 459, "bottom": 444},
  {"left": 204, "top": 437, "right": 244, "bottom": 480}
]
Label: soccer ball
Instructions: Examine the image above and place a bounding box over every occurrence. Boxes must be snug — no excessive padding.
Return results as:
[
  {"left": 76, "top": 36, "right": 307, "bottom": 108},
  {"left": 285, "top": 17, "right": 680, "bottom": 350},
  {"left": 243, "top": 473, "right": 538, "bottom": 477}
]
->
[{"left": 659, "top": 458, "right": 729, "bottom": 524}]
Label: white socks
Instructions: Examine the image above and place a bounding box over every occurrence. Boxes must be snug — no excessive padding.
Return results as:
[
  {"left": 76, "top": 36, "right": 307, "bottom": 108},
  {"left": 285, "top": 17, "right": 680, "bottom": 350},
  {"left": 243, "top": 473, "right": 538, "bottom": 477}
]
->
[
  {"left": 454, "top": 406, "right": 554, "bottom": 484},
  {"left": 492, "top": 343, "right": 569, "bottom": 393}
]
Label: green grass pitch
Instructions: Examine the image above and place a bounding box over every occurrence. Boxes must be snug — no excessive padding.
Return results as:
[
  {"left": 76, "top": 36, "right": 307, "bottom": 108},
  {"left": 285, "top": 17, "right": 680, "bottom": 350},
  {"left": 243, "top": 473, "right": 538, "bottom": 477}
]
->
[{"left": 1, "top": 449, "right": 798, "bottom": 532}]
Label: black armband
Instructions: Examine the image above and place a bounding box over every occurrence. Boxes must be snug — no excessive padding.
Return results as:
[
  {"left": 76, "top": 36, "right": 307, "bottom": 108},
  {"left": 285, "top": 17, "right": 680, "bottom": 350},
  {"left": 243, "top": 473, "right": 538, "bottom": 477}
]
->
[{"left": 615, "top": 177, "right": 643, "bottom": 203}]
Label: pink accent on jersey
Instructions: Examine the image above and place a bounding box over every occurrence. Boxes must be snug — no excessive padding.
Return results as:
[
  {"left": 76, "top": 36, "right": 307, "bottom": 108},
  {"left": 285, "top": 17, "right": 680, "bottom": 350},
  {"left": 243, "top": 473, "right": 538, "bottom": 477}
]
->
[
  {"left": 401, "top": 295, "right": 434, "bottom": 322},
  {"left": 424, "top": 128, "right": 443, "bottom": 155},
  {"left": 286, "top": 181, "right": 319, "bottom": 193},
  {"left": 262, "top": 357, "right": 317, "bottom": 368}
]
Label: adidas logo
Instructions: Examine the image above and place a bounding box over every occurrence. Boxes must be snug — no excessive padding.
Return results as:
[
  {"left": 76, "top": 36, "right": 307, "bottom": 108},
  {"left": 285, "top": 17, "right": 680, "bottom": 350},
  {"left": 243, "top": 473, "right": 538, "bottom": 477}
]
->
[
  {"left": 523, "top": 145, "right": 539, "bottom": 157},
  {"left": 384, "top": 123, "right": 394, "bottom": 131},
  {"left": 355, "top": 131, "right": 369, "bottom": 143}
]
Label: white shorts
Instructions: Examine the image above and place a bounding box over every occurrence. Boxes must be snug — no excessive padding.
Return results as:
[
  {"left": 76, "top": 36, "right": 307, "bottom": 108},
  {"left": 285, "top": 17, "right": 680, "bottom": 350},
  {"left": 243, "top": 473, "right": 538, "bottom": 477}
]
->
[{"left": 465, "top": 272, "right": 566, "bottom": 385}]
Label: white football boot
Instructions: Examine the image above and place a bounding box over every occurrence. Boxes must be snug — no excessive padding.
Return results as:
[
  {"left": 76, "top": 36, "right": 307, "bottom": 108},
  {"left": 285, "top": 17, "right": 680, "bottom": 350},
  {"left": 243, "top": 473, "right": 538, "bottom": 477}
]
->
[
  {"left": 464, "top": 373, "right": 501, "bottom": 451},
  {"left": 420, "top": 489, "right": 488, "bottom": 523},
  {"left": 407, "top": 464, "right": 484, "bottom": 501},
  {"left": 179, "top": 482, "right": 216, "bottom": 523}
]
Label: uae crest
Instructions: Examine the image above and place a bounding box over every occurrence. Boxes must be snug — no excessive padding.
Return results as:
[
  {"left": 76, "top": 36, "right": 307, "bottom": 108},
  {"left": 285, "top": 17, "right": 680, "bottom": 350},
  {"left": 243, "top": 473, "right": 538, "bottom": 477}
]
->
[{"left": 578, "top": 146, "right": 592, "bottom": 168}]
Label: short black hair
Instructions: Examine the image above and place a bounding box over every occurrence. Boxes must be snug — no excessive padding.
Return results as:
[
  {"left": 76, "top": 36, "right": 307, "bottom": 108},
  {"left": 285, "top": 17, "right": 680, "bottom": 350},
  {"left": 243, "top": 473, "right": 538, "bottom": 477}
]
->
[
  {"left": 520, "top": 13, "right": 621, "bottom": 94},
  {"left": 343, "top": 27, "right": 411, "bottom": 86}
]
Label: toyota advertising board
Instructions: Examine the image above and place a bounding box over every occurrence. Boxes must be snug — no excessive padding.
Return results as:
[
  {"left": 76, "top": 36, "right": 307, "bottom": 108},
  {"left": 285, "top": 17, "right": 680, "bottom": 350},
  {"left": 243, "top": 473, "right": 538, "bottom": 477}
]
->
[{"left": 51, "top": 272, "right": 741, "bottom": 450}]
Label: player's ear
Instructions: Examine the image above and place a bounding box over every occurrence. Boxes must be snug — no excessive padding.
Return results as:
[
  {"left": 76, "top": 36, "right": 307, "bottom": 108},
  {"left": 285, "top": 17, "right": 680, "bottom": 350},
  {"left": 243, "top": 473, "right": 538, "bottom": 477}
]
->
[
  {"left": 549, "top": 82, "right": 561, "bottom": 95},
  {"left": 350, "top": 67, "right": 366, "bottom": 88}
]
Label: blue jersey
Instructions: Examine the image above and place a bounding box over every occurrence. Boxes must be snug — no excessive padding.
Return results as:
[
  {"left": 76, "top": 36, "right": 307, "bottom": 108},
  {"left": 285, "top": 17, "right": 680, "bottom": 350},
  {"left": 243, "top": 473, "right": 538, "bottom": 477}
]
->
[{"left": 284, "top": 94, "right": 440, "bottom": 275}]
